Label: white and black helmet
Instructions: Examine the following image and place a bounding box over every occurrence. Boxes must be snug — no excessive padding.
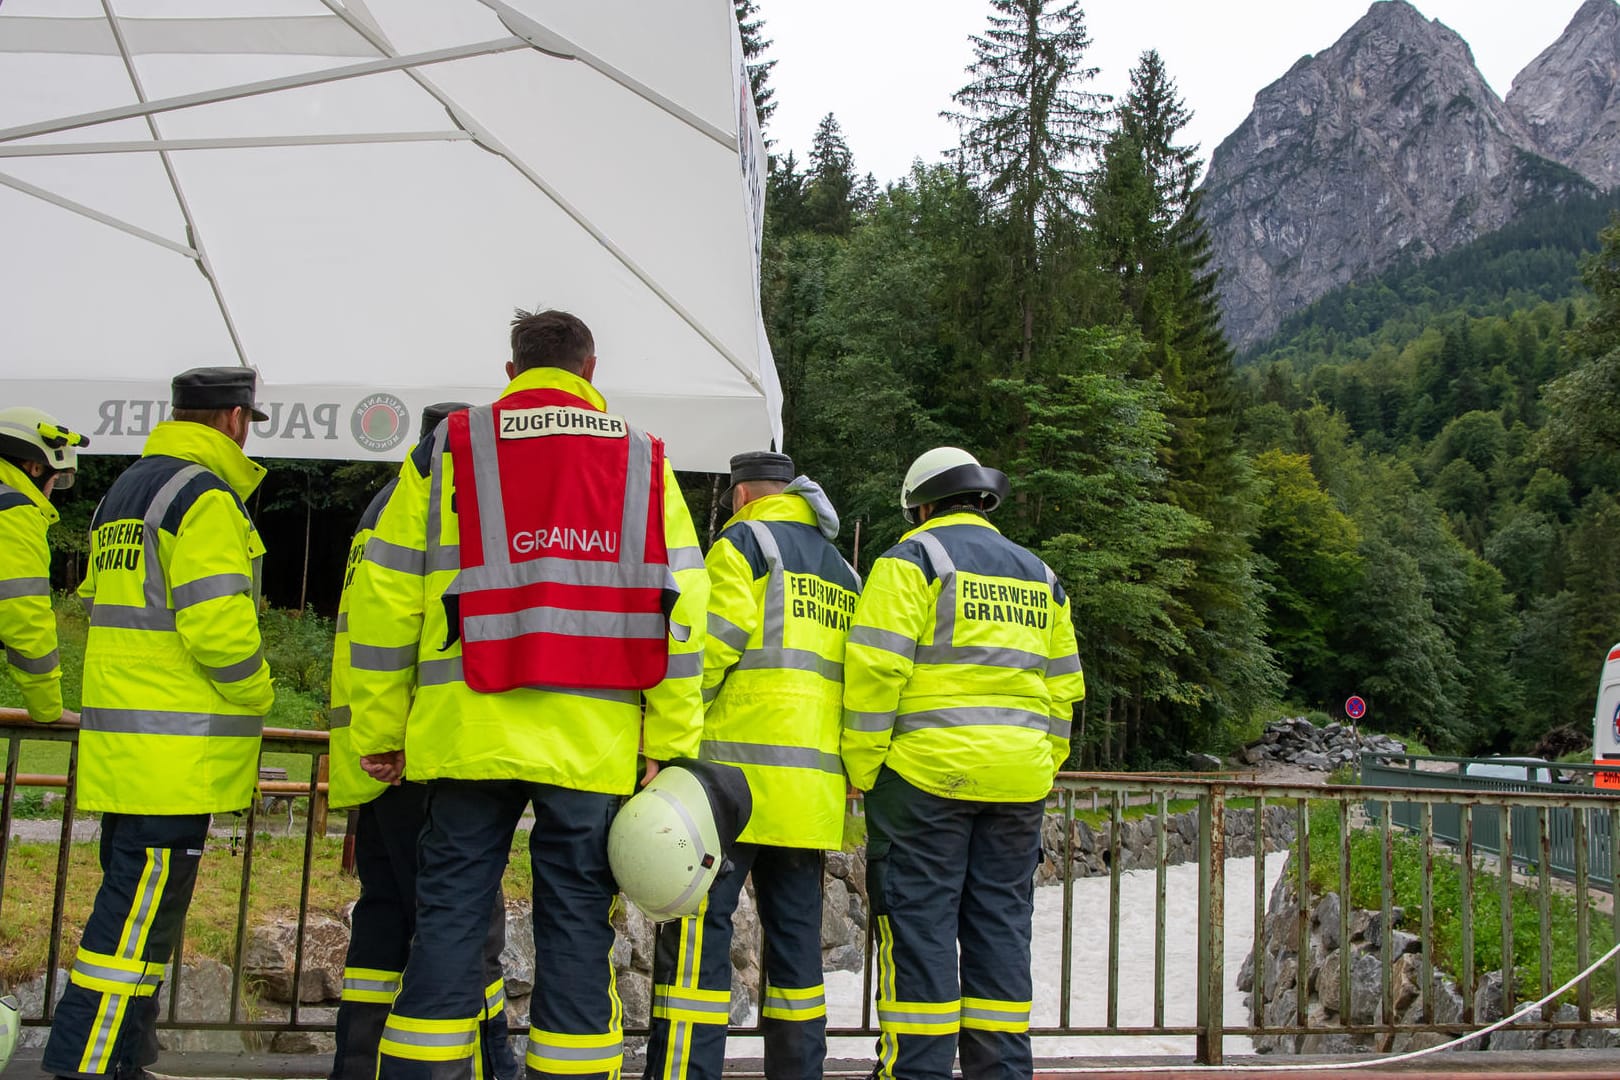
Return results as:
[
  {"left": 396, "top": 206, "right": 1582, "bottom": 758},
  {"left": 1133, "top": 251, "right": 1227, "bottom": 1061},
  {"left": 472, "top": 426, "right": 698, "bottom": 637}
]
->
[
  {"left": 0, "top": 406, "right": 88, "bottom": 489},
  {"left": 900, "top": 446, "right": 1009, "bottom": 525}
]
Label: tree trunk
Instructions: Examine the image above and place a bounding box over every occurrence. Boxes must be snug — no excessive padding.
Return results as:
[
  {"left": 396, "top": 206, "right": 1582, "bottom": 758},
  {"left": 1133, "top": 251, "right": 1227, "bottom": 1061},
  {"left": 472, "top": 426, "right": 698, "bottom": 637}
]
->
[
  {"left": 707, "top": 474, "right": 723, "bottom": 546},
  {"left": 299, "top": 477, "right": 312, "bottom": 614}
]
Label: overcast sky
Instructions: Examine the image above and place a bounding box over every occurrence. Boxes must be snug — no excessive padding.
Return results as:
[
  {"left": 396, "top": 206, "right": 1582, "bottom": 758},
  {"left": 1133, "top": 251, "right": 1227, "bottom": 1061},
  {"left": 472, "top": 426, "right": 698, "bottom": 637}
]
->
[{"left": 757, "top": 0, "right": 1592, "bottom": 186}]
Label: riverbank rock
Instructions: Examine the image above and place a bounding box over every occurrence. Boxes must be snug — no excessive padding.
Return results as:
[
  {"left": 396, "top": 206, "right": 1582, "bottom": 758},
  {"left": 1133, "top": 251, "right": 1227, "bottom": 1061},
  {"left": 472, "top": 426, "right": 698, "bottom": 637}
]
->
[{"left": 1239, "top": 718, "right": 1405, "bottom": 771}]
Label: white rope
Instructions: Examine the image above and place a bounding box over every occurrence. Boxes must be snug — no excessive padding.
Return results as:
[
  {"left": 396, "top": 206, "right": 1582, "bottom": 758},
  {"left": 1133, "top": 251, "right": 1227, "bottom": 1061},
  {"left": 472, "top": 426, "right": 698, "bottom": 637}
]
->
[{"left": 1040, "top": 938, "right": 1620, "bottom": 1074}]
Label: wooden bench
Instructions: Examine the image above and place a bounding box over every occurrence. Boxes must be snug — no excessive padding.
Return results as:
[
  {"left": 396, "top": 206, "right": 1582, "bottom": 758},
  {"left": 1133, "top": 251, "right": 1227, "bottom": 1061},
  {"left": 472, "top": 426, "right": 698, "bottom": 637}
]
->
[{"left": 258, "top": 765, "right": 295, "bottom": 828}]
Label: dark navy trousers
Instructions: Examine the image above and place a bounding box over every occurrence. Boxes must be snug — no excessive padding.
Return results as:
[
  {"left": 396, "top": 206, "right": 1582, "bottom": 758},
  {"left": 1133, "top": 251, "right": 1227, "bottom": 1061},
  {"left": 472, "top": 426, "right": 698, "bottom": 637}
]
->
[
  {"left": 377, "top": 780, "right": 621, "bottom": 1080},
  {"left": 331, "top": 782, "right": 514, "bottom": 1080},
  {"left": 643, "top": 843, "right": 827, "bottom": 1080},
  {"left": 43, "top": 812, "right": 210, "bottom": 1079},
  {"left": 864, "top": 767, "right": 1044, "bottom": 1080}
]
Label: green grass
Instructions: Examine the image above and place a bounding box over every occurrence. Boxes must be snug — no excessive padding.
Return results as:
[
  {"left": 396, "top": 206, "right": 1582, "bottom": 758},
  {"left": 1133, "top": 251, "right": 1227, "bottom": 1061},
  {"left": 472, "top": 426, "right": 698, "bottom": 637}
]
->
[{"left": 1296, "top": 802, "right": 1615, "bottom": 1004}]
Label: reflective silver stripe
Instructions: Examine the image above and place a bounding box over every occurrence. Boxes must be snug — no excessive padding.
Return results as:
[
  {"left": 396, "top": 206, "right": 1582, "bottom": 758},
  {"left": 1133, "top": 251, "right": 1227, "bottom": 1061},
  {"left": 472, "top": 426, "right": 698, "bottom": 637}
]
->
[
  {"left": 418, "top": 656, "right": 463, "bottom": 686},
  {"left": 707, "top": 612, "right": 751, "bottom": 652},
  {"left": 81, "top": 595, "right": 94, "bottom": 617},
  {"left": 1049, "top": 716, "right": 1073, "bottom": 740},
  {"left": 914, "top": 644, "right": 1047, "bottom": 670},
  {"left": 170, "top": 572, "right": 250, "bottom": 609},
  {"left": 702, "top": 740, "right": 842, "bottom": 775},
  {"left": 485, "top": 984, "right": 505, "bottom": 1015},
  {"left": 0, "top": 576, "right": 49, "bottom": 600},
  {"left": 702, "top": 682, "right": 722, "bottom": 705},
  {"left": 1047, "top": 652, "right": 1082, "bottom": 677},
  {"left": 143, "top": 465, "right": 208, "bottom": 612},
  {"left": 961, "top": 1004, "right": 1030, "bottom": 1023},
  {"left": 843, "top": 709, "right": 894, "bottom": 733},
  {"left": 652, "top": 989, "right": 731, "bottom": 1018},
  {"left": 363, "top": 538, "right": 426, "bottom": 576},
  {"left": 466, "top": 404, "right": 510, "bottom": 567},
  {"left": 335, "top": 611, "right": 348, "bottom": 633},
  {"left": 456, "top": 555, "right": 673, "bottom": 592},
  {"left": 876, "top": 1004, "right": 961, "bottom": 1025},
  {"left": 620, "top": 425, "right": 652, "bottom": 564},
  {"left": 342, "top": 974, "right": 398, "bottom": 996},
  {"left": 203, "top": 649, "right": 264, "bottom": 684},
  {"left": 734, "top": 647, "right": 843, "bottom": 682},
  {"left": 6, "top": 645, "right": 58, "bottom": 674},
  {"left": 462, "top": 608, "right": 667, "bottom": 642},
  {"left": 81, "top": 707, "right": 263, "bottom": 738},
  {"left": 744, "top": 521, "right": 787, "bottom": 647},
  {"left": 328, "top": 705, "right": 351, "bottom": 729},
  {"left": 381, "top": 1026, "right": 476, "bottom": 1049},
  {"left": 665, "top": 650, "right": 702, "bottom": 679},
  {"left": 89, "top": 603, "right": 174, "bottom": 631},
  {"left": 849, "top": 625, "right": 916, "bottom": 658},
  {"left": 527, "top": 1038, "right": 624, "bottom": 1064},
  {"left": 71, "top": 957, "right": 162, "bottom": 991},
  {"left": 894, "top": 707, "right": 1052, "bottom": 736},
  {"left": 763, "top": 989, "right": 827, "bottom": 1013},
  {"left": 425, "top": 425, "right": 456, "bottom": 571},
  {"left": 350, "top": 643, "right": 418, "bottom": 671},
  {"left": 910, "top": 530, "right": 958, "bottom": 648},
  {"left": 667, "top": 545, "right": 704, "bottom": 572},
  {"left": 427, "top": 543, "right": 461, "bottom": 572}
]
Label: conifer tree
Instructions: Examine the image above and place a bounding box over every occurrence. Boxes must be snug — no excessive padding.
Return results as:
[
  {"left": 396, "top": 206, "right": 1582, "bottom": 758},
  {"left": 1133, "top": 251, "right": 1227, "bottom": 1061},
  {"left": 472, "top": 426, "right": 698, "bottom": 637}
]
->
[
  {"left": 946, "top": 0, "right": 1109, "bottom": 369},
  {"left": 805, "top": 113, "right": 858, "bottom": 237},
  {"left": 733, "top": 0, "right": 776, "bottom": 134}
]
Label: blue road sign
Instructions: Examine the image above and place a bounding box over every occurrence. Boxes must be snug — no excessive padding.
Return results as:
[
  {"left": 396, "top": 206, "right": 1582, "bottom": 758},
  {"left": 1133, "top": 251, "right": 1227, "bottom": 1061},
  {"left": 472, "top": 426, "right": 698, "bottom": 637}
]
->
[{"left": 1345, "top": 695, "right": 1367, "bottom": 720}]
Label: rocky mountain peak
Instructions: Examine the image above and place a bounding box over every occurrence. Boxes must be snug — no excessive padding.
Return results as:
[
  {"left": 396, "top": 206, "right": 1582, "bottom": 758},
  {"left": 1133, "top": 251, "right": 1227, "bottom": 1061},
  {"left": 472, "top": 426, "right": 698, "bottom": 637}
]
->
[
  {"left": 1200, "top": 1, "right": 1589, "bottom": 351},
  {"left": 1505, "top": 0, "right": 1620, "bottom": 190}
]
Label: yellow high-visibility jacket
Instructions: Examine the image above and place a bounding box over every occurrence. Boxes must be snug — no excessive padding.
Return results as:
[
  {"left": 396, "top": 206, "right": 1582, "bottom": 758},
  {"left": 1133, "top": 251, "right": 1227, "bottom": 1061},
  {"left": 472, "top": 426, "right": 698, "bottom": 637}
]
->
[
  {"left": 701, "top": 480, "right": 860, "bottom": 849},
  {"left": 346, "top": 367, "right": 708, "bottom": 795},
  {"left": 77, "top": 420, "right": 273, "bottom": 815},
  {"left": 0, "top": 457, "right": 63, "bottom": 723},
  {"left": 841, "top": 512, "right": 1085, "bottom": 803},
  {"left": 326, "top": 478, "right": 397, "bottom": 810}
]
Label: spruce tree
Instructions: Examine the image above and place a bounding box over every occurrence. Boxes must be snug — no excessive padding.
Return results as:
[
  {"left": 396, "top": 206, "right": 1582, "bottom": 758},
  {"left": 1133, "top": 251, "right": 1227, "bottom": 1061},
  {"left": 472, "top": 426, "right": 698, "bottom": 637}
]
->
[
  {"left": 945, "top": 0, "right": 1109, "bottom": 369},
  {"left": 732, "top": 0, "right": 776, "bottom": 134},
  {"left": 805, "top": 113, "right": 858, "bottom": 237}
]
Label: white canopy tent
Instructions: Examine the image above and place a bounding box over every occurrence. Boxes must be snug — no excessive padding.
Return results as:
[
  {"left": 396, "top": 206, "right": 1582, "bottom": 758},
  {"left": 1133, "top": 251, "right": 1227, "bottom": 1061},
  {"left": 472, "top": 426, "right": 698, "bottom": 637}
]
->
[{"left": 0, "top": 0, "right": 780, "bottom": 473}]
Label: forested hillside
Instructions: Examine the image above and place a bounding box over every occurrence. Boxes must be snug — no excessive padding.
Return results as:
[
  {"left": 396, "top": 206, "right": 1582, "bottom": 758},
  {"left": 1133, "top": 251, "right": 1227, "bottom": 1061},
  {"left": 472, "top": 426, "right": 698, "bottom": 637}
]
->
[{"left": 31, "top": 1, "right": 1620, "bottom": 771}]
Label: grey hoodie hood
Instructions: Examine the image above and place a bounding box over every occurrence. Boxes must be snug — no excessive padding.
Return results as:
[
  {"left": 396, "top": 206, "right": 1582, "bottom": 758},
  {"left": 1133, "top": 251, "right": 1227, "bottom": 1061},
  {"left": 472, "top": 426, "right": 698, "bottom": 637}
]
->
[{"left": 784, "top": 475, "right": 840, "bottom": 539}]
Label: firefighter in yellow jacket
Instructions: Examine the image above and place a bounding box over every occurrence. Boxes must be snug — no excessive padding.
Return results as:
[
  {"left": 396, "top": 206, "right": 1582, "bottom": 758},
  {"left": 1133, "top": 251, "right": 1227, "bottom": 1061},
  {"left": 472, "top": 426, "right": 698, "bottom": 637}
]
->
[
  {"left": 45, "top": 368, "right": 274, "bottom": 1080},
  {"left": 643, "top": 452, "right": 860, "bottom": 1080},
  {"left": 346, "top": 310, "right": 708, "bottom": 1080},
  {"left": 0, "top": 406, "right": 88, "bottom": 725},
  {"left": 326, "top": 403, "right": 516, "bottom": 1080},
  {"left": 842, "top": 447, "right": 1085, "bottom": 1080}
]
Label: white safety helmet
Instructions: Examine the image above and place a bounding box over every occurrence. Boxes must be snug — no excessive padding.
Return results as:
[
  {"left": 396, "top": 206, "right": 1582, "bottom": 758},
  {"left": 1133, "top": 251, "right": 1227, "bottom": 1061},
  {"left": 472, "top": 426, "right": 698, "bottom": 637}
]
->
[
  {"left": 900, "top": 446, "right": 1010, "bottom": 524},
  {"left": 0, "top": 406, "right": 89, "bottom": 490},
  {"left": 608, "top": 760, "right": 752, "bottom": 922},
  {"left": 0, "top": 993, "right": 20, "bottom": 1073}
]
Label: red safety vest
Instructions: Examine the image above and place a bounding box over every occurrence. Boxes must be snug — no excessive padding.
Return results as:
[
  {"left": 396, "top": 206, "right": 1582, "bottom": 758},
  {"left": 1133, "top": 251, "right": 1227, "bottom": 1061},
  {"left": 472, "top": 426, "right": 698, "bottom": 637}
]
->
[{"left": 444, "top": 387, "right": 673, "bottom": 693}]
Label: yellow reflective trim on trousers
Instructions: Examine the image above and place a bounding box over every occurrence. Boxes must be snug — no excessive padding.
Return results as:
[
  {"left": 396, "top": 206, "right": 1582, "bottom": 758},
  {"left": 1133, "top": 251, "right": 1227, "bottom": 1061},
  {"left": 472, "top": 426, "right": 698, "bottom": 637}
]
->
[
  {"left": 761, "top": 982, "right": 827, "bottom": 1020},
  {"left": 81, "top": 847, "right": 170, "bottom": 1074},
  {"left": 526, "top": 1028, "right": 624, "bottom": 1076},
  {"left": 662, "top": 902, "right": 705, "bottom": 1080},
  {"left": 875, "top": 916, "right": 899, "bottom": 1079},
  {"left": 68, "top": 948, "right": 165, "bottom": 998},
  {"left": 380, "top": 1013, "right": 478, "bottom": 1063},
  {"left": 483, "top": 976, "right": 506, "bottom": 1019},
  {"left": 960, "top": 995, "right": 1032, "bottom": 1032},
  {"left": 875, "top": 998, "right": 961, "bottom": 1035},
  {"left": 340, "top": 966, "right": 401, "bottom": 1004}
]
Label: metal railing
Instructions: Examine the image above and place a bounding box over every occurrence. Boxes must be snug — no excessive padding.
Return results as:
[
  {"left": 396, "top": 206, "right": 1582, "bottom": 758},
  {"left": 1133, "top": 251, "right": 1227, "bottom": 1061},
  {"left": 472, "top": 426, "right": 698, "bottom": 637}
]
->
[
  {"left": 1364, "top": 751, "right": 1618, "bottom": 888},
  {"left": 6, "top": 710, "right": 1620, "bottom": 1066}
]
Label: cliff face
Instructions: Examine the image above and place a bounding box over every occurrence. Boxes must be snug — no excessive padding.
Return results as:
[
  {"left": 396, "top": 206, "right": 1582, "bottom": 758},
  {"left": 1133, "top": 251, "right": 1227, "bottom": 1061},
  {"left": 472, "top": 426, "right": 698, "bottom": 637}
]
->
[
  {"left": 1506, "top": 0, "right": 1620, "bottom": 191},
  {"left": 1201, "top": 0, "right": 1597, "bottom": 351}
]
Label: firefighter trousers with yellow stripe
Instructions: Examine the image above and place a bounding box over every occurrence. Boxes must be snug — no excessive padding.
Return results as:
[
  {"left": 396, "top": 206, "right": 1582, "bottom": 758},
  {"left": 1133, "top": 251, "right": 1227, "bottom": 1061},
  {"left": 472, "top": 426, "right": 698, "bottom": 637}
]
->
[
  {"left": 865, "top": 766, "right": 1044, "bottom": 1080},
  {"left": 43, "top": 812, "right": 210, "bottom": 1079},
  {"left": 643, "top": 843, "right": 827, "bottom": 1080},
  {"left": 378, "top": 779, "right": 622, "bottom": 1080},
  {"left": 332, "top": 782, "right": 516, "bottom": 1080}
]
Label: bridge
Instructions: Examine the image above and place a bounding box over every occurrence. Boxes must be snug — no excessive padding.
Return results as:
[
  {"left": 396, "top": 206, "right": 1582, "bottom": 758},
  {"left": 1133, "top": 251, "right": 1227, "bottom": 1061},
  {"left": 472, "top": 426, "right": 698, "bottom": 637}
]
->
[{"left": 5, "top": 710, "right": 1620, "bottom": 1078}]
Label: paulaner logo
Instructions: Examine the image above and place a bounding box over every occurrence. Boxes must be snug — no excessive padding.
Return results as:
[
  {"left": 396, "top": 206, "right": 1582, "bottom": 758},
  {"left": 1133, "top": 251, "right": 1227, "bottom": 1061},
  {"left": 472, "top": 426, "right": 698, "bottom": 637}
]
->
[{"left": 352, "top": 393, "right": 410, "bottom": 453}]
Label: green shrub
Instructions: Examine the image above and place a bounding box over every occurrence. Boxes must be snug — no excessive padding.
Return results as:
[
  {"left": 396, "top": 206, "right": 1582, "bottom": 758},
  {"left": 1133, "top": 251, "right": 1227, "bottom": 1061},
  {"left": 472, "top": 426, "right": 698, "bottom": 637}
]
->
[{"left": 260, "top": 608, "right": 334, "bottom": 697}]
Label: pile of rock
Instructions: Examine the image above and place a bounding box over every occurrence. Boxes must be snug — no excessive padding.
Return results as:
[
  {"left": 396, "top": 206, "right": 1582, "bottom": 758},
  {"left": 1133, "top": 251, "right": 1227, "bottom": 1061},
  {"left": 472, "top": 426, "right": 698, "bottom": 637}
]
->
[
  {"left": 1036, "top": 805, "right": 1296, "bottom": 884},
  {"left": 1240, "top": 855, "right": 1620, "bottom": 1054},
  {"left": 1237, "top": 718, "right": 1405, "bottom": 772}
]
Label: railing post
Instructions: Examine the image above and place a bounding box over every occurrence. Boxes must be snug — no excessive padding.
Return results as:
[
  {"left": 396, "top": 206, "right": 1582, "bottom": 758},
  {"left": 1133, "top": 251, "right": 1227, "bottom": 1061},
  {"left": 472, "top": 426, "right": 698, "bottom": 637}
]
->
[
  {"left": 1196, "top": 783, "right": 1226, "bottom": 1065},
  {"left": 312, "top": 753, "right": 330, "bottom": 839}
]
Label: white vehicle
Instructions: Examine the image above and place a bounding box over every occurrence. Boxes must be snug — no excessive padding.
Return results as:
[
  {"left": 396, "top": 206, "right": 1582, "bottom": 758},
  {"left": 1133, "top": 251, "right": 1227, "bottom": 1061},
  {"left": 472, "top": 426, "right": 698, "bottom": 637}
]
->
[
  {"left": 1595, "top": 642, "right": 1620, "bottom": 790},
  {"left": 1463, "top": 757, "right": 1557, "bottom": 784}
]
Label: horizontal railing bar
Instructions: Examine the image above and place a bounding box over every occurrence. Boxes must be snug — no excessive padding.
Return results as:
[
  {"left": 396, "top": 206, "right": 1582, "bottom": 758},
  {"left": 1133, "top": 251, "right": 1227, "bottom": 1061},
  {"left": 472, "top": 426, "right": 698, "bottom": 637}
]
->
[{"left": 2, "top": 774, "right": 327, "bottom": 796}]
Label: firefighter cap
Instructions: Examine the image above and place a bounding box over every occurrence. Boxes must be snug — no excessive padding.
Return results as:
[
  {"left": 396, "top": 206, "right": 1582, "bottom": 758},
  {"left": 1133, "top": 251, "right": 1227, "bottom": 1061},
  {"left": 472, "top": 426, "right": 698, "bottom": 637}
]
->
[{"left": 171, "top": 366, "right": 270, "bottom": 422}]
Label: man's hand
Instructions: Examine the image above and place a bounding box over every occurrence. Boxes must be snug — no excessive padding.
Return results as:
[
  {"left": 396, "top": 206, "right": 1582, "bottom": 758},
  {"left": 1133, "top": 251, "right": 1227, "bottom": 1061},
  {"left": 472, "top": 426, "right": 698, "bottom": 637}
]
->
[
  {"left": 641, "top": 757, "right": 662, "bottom": 788},
  {"left": 361, "top": 750, "right": 405, "bottom": 785}
]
